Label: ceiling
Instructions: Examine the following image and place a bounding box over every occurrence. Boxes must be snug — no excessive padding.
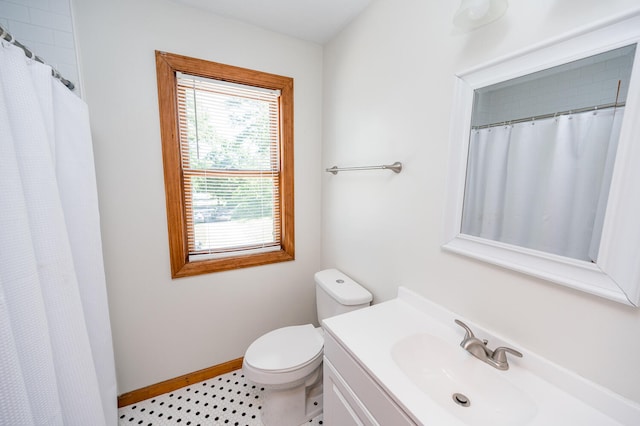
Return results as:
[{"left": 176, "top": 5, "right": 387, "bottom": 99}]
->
[{"left": 173, "top": 0, "right": 373, "bottom": 44}]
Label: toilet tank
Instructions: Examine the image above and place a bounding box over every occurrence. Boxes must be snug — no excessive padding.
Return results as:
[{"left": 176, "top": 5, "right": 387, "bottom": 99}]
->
[{"left": 315, "top": 269, "right": 372, "bottom": 323}]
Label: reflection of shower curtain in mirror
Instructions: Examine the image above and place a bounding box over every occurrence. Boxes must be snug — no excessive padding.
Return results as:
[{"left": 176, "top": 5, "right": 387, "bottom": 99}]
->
[{"left": 462, "top": 108, "right": 624, "bottom": 262}]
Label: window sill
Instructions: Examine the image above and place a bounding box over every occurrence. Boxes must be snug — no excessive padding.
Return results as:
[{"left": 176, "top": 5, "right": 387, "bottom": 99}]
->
[{"left": 172, "top": 248, "right": 295, "bottom": 278}]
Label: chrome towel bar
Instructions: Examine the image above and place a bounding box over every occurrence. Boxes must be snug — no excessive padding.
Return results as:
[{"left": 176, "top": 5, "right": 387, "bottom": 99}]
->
[{"left": 325, "top": 161, "right": 403, "bottom": 175}]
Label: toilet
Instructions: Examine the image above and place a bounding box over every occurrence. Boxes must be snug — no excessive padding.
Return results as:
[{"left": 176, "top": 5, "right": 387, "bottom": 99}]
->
[{"left": 242, "top": 269, "right": 372, "bottom": 426}]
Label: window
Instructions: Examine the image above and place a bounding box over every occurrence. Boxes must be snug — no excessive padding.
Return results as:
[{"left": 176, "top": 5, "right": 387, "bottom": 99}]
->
[{"left": 155, "top": 51, "right": 294, "bottom": 278}]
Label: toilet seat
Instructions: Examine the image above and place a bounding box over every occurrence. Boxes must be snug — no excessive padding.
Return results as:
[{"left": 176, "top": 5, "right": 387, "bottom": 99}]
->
[{"left": 244, "top": 324, "right": 323, "bottom": 373}]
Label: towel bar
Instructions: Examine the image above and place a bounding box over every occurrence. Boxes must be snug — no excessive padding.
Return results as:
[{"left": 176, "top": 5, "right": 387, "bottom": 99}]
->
[{"left": 325, "top": 161, "right": 402, "bottom": 175}]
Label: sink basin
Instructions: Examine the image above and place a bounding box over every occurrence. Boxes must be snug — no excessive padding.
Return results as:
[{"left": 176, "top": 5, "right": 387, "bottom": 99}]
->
[{"left": 391, "top": 333, "right": 538, "bottom": 425}]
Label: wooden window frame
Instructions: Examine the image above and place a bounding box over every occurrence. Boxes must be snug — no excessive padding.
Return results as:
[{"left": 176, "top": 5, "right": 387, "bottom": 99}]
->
[{"left": 155, "top": 51, "right": 294, "bottom": 278}]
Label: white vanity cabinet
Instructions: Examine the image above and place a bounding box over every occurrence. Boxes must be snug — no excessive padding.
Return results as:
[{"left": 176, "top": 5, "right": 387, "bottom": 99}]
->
[
  {"left": 323, "top": 331, "right": 417, "bottom": 426},
  {"left": 321, "top": 288, "right": 640, "bottom": 425}
]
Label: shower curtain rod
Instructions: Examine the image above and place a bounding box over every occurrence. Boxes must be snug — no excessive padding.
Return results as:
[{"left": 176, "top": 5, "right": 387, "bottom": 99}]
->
[
  {"left": 0, "top": 25, "right": 75, "bottom": 90},
  {"left": 472, "top": 101, "right": 625, "bottom": 130}
]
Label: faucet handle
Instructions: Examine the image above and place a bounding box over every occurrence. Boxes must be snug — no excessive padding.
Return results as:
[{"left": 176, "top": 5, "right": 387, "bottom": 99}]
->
[
  {"left": 454, "top": 319, "right": 476, "bottom": 340},
  {"left": 491, "top": 346, "right": 523, "bottom": 370}
]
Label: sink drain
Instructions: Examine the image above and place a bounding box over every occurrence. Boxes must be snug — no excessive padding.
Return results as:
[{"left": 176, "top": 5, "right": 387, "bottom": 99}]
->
[{"left": 452, "top": 393, "right": 471, "bottom": 407}]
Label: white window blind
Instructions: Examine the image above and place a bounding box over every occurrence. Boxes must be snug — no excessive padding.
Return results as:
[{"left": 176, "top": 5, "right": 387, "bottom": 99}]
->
[{"left": 176, "top": 73, "right": 282, "bottom": 260}]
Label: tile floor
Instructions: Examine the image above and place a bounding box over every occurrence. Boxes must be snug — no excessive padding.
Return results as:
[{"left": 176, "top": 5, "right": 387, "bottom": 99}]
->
[{"left": 118, "top": 369, "right": 323, "bottom": 426}]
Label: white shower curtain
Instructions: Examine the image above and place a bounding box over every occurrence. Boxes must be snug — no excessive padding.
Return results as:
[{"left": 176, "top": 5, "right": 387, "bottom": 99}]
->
[
  {"left": 462, "top": 107, "right": 623, "bottom": 262},
  {"left": 0, "top": 42, "right": 116, "bottom": 425}
]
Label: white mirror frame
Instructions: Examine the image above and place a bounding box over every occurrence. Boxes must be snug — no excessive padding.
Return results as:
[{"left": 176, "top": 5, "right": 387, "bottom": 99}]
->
[{"left": 443, "top": 10, "right": 640, "bottom": 306}]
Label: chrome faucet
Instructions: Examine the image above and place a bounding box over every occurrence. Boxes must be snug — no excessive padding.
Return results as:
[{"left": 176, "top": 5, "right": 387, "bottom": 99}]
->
[{"left": 455, "top": 319, "right": 523, "bottom": 370}]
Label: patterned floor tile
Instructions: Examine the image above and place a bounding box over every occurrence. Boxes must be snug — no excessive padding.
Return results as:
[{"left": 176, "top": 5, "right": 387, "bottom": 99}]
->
[{"left": 118, "top": 369, "right": 323, "bottom": 426}]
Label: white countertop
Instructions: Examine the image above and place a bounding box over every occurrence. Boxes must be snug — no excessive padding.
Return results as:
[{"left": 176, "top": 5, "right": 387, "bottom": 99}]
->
[{"left": 322, "top": 287, "right": 640, "bottom": 425}]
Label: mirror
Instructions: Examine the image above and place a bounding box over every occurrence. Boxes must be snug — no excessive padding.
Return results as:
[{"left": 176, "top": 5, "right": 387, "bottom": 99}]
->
[
  {"left": 462, "top": 45, "right": 634, "bottom": 262},
  {"left": 443, "top": 12, "right": 640, "bottom": 306}
]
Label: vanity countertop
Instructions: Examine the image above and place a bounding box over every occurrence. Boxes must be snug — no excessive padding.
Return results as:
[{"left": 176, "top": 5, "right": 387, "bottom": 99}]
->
[{"left": 322, "top": 287, "right": 640, "bottom": 425}]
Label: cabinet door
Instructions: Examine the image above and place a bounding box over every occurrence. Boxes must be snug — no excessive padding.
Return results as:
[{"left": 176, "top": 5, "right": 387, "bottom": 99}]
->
[
  {"left": 324, "top": 359, "right": 378, "bottom": 426},
  {"left": 323, "top": 332, "right": 418, "bottom": 426}
]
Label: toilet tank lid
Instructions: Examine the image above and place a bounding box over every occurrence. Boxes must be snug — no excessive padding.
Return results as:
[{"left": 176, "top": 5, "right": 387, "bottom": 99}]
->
[{"left": 315, "top": 269, "right": 372, "bottom": 305}]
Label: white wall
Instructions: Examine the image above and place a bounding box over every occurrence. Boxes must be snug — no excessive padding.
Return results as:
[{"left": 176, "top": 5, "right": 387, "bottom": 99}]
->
[
  {"left": 72, "top": 0, "right": 323, "bottom": 394},
  {"left": 0, "top": 0, "right": 79, "bottom": 91},
  {"left": 322, "top": 0, "right": 640, "bottom": 404}
]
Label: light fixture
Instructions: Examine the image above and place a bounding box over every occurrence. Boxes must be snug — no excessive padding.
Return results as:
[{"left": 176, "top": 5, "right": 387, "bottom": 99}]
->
[{"left": 453, "top": 0, "right": 508, "bottom": 31}]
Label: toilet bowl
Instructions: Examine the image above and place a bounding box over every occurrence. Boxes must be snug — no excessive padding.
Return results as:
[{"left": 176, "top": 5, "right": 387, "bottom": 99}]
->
[
  {"left": 243, "top": 324, "right": 324, "bottom": 386},
  {"left": 242, "top": 269, "right": 372, "bottom": 426},
  {"left": 243, "top": 325, "right": 324, "bottom": 425}
]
